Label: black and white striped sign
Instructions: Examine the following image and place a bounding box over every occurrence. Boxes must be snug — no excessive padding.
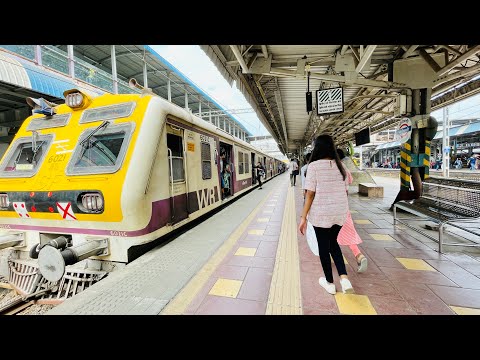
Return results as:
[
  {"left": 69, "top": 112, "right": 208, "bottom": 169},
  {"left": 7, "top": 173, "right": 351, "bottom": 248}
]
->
[{"left": 316, "top": 87, "right": 344, "bottom": 115}]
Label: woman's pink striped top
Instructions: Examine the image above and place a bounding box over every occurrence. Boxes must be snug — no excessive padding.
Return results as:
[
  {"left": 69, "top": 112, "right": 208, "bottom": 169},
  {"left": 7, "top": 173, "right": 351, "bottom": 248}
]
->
[{"left": 304, "top": 159, "right": 353, "bottom": 228}]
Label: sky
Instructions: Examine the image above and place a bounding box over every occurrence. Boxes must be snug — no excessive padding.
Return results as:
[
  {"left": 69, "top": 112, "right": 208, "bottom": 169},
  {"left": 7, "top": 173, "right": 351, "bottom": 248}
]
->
[
  {"left": 149, "top": 45, "right": 269, "bottom": 137},
  {"left": 432, "top": 93, "right": 480, "bottom": 124}
]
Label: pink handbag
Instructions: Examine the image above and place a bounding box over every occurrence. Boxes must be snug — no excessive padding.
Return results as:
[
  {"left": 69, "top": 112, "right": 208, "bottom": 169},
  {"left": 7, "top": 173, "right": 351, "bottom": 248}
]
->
[{"left": 337, "top": 210, "right": 362, "bottom": 246}]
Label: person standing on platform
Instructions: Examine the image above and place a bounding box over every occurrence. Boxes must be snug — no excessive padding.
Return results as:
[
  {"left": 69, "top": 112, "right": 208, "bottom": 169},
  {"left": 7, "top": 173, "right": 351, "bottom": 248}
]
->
[
  {"left": 468, "top": 154, "right": 477, "bottom": 170},
  {"left": 301, "top": 153, "right": 311, "bottom": 200},
  {"left": 290, "top": 158, "right": 299, "bottom": 186},
  {"left": 253, "top": 161, "right": 265, "bottom": 189},
  {"left": 298, "top": 135, "right": 354, "bottom": 295}
]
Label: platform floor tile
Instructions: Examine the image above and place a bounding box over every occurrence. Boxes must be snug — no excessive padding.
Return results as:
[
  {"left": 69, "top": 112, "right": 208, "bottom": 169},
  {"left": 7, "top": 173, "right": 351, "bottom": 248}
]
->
[
  {"left": 208, "top": 278, "right": 243, "bottom": 298},
  {"left": 334, "top": 293, "right": 377, "bottom": 315},
  {"left": 450, "top": 306, "right": 480, "bottom": 315},
  {"left": 354, "top": 219, "right": 372, "bottom": 224},
  {"left": 248, "top": 229, "right": 265, "bottom": 235},
  {"left": 235, "top": 247, "right": 257, "bottom": 257},
  {"left": 396, "top": 257, "right": 437, "bottom": 271},
  {"left": 369, "top": 234, "right": 395, "bottom": 241}
]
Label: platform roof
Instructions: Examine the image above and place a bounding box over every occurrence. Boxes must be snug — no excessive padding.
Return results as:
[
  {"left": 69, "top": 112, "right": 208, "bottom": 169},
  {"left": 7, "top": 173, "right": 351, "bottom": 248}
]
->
[{"left": 202, "top": 45, "right": 480, "bottom": 155}]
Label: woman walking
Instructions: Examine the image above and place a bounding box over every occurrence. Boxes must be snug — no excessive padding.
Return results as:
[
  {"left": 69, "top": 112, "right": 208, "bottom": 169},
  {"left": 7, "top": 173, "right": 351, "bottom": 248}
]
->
[{"left": 298, "top": 135, "right": 354, "bottom": 295}]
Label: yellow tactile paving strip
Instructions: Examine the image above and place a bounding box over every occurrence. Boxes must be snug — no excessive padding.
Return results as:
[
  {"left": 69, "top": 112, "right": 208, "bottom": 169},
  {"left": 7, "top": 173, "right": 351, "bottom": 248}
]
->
[
  {"left": 266, "top": 186, "right": 303, "bottom": 315},
  {"left": 396, "top": 257, "right": 437, "bottom": 271},
  {"left": 450, "top": 306, "right": 480, "bottom": 315},
  {"left": 161, "top": 188, "right": 275, "bottom": 315}
]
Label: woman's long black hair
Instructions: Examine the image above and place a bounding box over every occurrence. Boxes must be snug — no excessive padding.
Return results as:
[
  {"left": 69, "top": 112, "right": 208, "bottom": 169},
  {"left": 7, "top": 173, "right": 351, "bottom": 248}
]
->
[{"left": 308, "top": 134, "right": 347, "bottom": 181}]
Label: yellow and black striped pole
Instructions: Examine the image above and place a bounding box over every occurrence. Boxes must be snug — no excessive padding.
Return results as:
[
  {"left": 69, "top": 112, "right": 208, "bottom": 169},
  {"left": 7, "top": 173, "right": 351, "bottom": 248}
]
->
[{"left": 400, "top": 139, "right": 412, "bottom": 191}]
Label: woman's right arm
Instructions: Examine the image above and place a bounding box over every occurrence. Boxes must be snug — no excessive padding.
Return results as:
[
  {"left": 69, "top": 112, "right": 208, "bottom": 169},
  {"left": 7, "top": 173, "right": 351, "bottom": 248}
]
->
[{"left": 299, "top": 190, "right": 315, "bottom": 235}]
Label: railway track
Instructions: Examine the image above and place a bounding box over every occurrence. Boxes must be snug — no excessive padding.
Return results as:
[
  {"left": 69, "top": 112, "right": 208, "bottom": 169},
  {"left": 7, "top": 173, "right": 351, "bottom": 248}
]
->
[{"left": 0, "top": 296, "right": 35, "bottom": 315}]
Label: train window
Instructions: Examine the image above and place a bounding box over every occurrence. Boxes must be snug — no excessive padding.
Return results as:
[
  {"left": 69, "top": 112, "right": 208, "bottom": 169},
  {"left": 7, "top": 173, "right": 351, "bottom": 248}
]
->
[
  {"left": 201, "top": 142, "right": 212, "bottom": 180},
  {"left": 167, "top": 133, "right": 185, "bottom": 183},
  {"left": 66, "top": 122, "right": 134, "bottom": 175},
  {"left": 238, "top": 151, "right": 244, "bottom": 174},
  {"left": 0, "top": 134, "right": 54, "bottom": 178},
  {"left": 244, "top": 153, "right": 249, "bottom": 173}
]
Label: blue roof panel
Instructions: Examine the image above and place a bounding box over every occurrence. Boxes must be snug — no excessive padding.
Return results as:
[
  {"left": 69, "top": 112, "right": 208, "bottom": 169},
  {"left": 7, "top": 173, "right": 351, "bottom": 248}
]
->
[{"left": 22, "top": 63, "right": 75, "bottom": 98}]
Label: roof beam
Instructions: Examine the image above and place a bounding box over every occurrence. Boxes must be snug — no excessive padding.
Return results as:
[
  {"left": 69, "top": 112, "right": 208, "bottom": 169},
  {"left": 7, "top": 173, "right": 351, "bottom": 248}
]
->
[
  {"left": 268, "top": 67, "right": 406, "bottom": 89},
  {"left": 340, "top": 45, "right": 349, "bottom": 55},
  {"left": 230, "top": 45, "right": 249, "bottom": 73},
  {"left": 433, "top": 45, "right": 462, "bottom": 57},
  {"left": 437, "top": 45, "right": 480, "bottom": 76},
  {"left": 348, "top": 45, "right": 360, "bottom": 62},
  {"left": 419, "top": 49, "right": 441, "bottom": 72},
  {"left": 355, "top": 45, "right": 377, "bottom": 73},
  {"left": 261, "top": 45, "right": 268, "bottom": 58},
  {"left": 274, "top": 79, "right": 288, "bottom": 146},
  {"left": 401, "top": 45, "right": 419, "bottom": 58},
  {"left": 253, "top": 77, "right": 286, "bottom": 150},
  {"left": 433, "top": 62, "right": 480, "bottom": 88}
]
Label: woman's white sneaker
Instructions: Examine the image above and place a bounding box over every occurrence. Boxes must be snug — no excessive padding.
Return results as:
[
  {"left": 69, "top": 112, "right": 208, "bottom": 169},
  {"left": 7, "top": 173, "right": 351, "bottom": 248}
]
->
[
  {"left": 340, "top": 278, "right": 354, "bottom": 294},
  {"left": 319, "top": 277, "right": 336, "bottom": 295}
]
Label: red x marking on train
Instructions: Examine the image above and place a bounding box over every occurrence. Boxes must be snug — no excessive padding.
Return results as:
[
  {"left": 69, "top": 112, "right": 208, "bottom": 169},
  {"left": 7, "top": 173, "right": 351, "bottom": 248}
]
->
[{"left": 56, "top": 202, "right": 77, "bottom": 220}]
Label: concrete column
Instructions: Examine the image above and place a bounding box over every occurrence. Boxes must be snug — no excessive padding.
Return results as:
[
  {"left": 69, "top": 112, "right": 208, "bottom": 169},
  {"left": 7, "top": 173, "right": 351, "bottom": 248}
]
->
[
  {"left": 167, "top": 72, "right": 171, "bottom": 102},
  {"left": 143, "top": 60, "right": 148, "bottom": 88},
  {"left": 35, "top": 45, "right": 42, "bottom": 66},
  {"left": 111, "top": 45, "right": 118, "bottom": 94},
  {"left": 67, "top": 45, "right": 75, "bottom": 79}
]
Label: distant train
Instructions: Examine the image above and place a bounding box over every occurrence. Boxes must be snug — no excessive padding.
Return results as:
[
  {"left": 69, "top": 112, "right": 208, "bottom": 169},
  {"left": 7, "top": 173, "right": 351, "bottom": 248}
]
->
[{"left": 0, "top": 83, "right": 285, "bottom": 301}]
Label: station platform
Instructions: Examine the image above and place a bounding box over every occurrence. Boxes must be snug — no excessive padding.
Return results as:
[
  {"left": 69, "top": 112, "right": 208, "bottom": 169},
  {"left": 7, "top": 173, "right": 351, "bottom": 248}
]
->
[{"left": 48, "top": 173, "right": 480, "bottom": 315}]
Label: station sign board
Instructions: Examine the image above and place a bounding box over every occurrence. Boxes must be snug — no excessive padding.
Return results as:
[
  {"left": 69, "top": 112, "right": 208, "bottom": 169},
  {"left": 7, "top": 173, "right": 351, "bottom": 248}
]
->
[
  {"left": 316, "top": 87, "right": 344, "bottom": 115},
  {"left": 394, "top": 118, "right": 412, "bottom": 144}
]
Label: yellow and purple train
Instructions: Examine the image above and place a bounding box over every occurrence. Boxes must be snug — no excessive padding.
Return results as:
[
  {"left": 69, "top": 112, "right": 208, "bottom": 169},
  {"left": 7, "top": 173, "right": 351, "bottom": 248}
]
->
[{"left": 0, "top": 86, "right": 285, "bottom": 301}]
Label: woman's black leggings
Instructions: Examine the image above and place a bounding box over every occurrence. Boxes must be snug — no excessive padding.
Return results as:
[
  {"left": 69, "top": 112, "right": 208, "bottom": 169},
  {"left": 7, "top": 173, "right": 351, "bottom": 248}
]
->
[{"left": 313, "top": 224, "right": 347, "bottom": 283}]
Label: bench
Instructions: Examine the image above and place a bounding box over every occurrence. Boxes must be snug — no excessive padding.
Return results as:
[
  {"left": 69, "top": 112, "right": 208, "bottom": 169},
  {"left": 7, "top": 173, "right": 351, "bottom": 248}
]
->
[
  {"left": 393, "top": 176, "right": 480, "bottom": 253},
  {"left": 358, "top": 183, "right": 384, "bottom": 197}
]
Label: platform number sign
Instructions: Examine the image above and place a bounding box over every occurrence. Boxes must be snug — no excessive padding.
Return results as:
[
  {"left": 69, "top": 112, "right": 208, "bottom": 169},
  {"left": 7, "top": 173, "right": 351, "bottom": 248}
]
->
[{"left": 316, "top": 87, "right": 344, "bottom": 115}]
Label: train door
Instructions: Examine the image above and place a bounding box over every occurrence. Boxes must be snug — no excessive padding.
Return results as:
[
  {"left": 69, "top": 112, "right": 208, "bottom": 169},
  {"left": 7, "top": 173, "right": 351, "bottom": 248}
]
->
[
  {"left": 219, "top": 142, "right": 234, "bottom": 199},
  {"left": 167, "top": 128, "right": 188, "bottom": 224},
  {"left": 251, "top": 152, "right": 256, "bottom": 185}
]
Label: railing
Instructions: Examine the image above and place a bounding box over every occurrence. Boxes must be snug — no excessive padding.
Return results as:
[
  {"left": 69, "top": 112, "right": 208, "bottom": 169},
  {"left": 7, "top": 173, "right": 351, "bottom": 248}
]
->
[{"left": 0, "top": 45, "right": 139, "bottom": 96}]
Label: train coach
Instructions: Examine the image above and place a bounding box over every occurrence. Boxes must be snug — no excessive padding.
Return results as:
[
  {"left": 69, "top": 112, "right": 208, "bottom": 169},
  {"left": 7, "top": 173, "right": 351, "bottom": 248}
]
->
[{"left": 0, "top": 84, "right": 284, "bottom": 302}]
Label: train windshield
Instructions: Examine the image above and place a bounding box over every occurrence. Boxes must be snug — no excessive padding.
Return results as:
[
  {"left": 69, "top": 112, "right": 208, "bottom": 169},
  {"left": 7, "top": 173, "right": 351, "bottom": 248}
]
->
[
  {"left": 66, "top": 122, "right": 134, "bottom": 175},
  {"left": 0, "top": 135, "right": 53, "bottom": 177},
  {"left": 75, "top": 133, "right": 124, "bottom": 167}
]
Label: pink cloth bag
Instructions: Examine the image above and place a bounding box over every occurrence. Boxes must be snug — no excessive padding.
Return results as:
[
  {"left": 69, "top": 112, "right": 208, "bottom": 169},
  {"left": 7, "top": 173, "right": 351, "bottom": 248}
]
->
[{"left": 337, "top": 210, "right": 362, "bottom": 245}]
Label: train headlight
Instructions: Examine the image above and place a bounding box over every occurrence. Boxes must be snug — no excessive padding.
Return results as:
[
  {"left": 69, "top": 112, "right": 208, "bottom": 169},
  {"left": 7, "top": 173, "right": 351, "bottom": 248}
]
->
[
  {"left": 0, "top": 193, "right": 9, "bottom": 210},
  {"left": 66, "top": 93, "right": 84, "bottom": 108},
  {"left": 63, "top": 89, "right": 92, "bottom": 110},
  {"left": 79, "top": 192, "right": 104, "bottom": 213}
]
